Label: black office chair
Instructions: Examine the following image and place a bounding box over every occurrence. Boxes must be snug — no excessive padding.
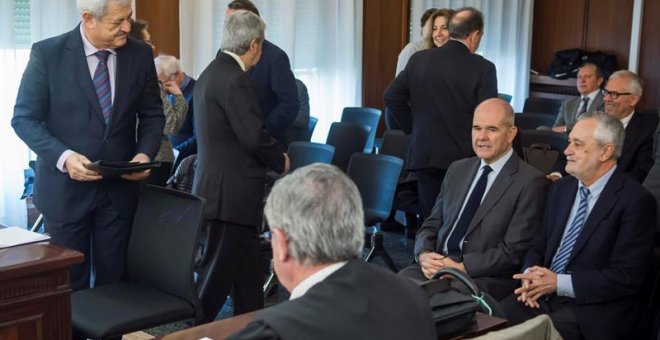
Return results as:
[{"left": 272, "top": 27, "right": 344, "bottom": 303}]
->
[
  {"left": 341, "top": 107, "right": 382, "bottom": 153},
  {"left": 308, "top": 116, "right": 319, "bottom": 138},
  {"left": 287, "top": 142, "right": 335, "bottom": 171},
  {"left": 519, "top": 129, "right": 568, "bottom": 173},
  {"left": 347, "top": 153, "right": 403, "bottom": 271},
  {"left": 71, "top": 185, "right": 205, "bottom": 339},
  {"left": 515, "top": 113, "right": 557, "bottom": 130},
  {"left": 326, "top": 122, "right": 370, "bottom": 171},
  {"left": 522, "top": 97, "right": 563, "bottom": 116}
]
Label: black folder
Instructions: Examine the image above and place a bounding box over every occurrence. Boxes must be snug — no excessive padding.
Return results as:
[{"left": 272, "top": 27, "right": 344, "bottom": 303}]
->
[{"left": 84, "top": 161, "right": 161, "bottom": 178}]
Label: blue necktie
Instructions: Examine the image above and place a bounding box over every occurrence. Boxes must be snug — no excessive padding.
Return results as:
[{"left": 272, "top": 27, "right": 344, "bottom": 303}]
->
[
  {"left": 550, "top": 187, "right": 591, "bottom": 274},
  {"left": 93, "top": 50, "right": 112, "bottom": 123},
  {"left": 446, "top": 165, "right": 492, "bottom": 257},
  {"left": 577, "top": 96, "right": 589, "bottom": 117}
]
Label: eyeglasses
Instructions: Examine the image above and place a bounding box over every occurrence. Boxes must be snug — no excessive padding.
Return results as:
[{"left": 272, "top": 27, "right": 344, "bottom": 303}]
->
[{"left": 603, "top": 89, "right": 633, "bottom": 99}]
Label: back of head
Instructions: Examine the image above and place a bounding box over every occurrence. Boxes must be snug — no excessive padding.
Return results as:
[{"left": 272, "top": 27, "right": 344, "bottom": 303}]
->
[
  {"left": 420, "top": 8, "right": 437, "bottom": 28},
  {"left": 77, "top": 0, "right": 131, "bottom": 18},
  {"left": 264, "top": 163, "right": 364, "bottom": 266},
  {"left": 448, "top": 7, "right": 484, "bottom": 39},
  {"left": 128, "top": 18, "right": 148, "bottom": 41},
  {"left": 227, "top": 0, "right": 260, "bottom": 16},
  {"left": 154, "top": 54, "right": 181, "bottom": 78},
  {"left": 221, "top": 11, "right": 265, "bottom": 55}
]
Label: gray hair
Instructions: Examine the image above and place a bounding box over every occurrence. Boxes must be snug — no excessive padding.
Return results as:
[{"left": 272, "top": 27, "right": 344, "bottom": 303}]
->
[
  {"left": 264, "top": 163, "right": 365, "bottom": 266},
  {"left": 577, "top": 111, "right": 625, "bottom": 159},
  {"left": 221, "top": 11, "right": 265, "bottom": 55},
  {"left": 77, "top": 0, "right": 131, "bottom": 18},
  {"left": 154, "top": 55, "right": 182, "bottom": 78},
  {"left": 609, "top": 70, "right": 644, "bottom": 96}
]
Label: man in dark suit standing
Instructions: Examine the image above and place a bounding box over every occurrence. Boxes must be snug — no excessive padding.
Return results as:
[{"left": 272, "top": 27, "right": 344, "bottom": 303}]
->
[
  {"left": 11, "top": 0, "right": 164, "bottom": 291},
  {"left": 228, "top": 164, "right": 436, "bottom": 340},
  {"left": 399, "top": 99, "right": 548, "bottom": 300},
  {"left": 552, "top": 63, "right": 605, "bottom": 133},
  {"left": 501, "top": 112, "right": 656, "bottom": 340},
  {"left": 193, "top": 11, "right": 290, "bottom": 322},
  {"left": 384, "top": 7, "right": 497, "bottom": 221},
  {"left": 226, "top": 0, "right": 299, "bottom": 148},
  {"left": 603, "top": 70, "right": 658, "bottom": 183}
]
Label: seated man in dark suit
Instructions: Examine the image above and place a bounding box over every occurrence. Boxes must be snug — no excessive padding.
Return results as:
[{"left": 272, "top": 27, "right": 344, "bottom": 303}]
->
[
  {"left": 228, "top": 164, "right": 436, "bottom": 340},
  {"left": 501, "top": 111, "right": 656, "bottom": 340},
  {"left": 603, "top": 70, "right": 658, "bottom": 183},
  {"left": 399, "top": 98, "right": 549, "bottom": 300},
  {"left": 552, "top": 63, "right": 604, "bottom": 133}
]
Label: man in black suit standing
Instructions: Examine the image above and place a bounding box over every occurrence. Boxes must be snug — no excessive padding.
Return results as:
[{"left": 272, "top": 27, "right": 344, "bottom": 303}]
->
[
  {"left": 384, "top": 7, "right": 497, "bottom": 220},
  {"left": 228, "top": 164, "right": 436, "bottom": 340},
  {"left": 603, "top": 70, "right": 658, "bottom": 183},
  {"left": 193, "top": 11, "right": 290, "bottom": 322},
  {"left": 501, "top": 112, "right": 656, "bottom": 340},
  {"left": 12, "top": 0, "right": 164, "bottom": 291}
]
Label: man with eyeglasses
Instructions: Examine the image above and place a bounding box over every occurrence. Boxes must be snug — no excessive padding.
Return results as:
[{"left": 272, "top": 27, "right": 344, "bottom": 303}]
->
[{"left": 602, "top": 70, "right": 658, "bottom": 183}]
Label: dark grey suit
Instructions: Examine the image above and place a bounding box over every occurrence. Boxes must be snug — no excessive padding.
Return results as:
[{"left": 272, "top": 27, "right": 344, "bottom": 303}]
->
[
  {"left": 403, "top": 153, "right": 549, "bottom": 300},
  {"left": 553, "top": 91, "right": 604, "bottom": 131},
  {"left": 642, "top": 115, "right": 660, "bottom": 233}
]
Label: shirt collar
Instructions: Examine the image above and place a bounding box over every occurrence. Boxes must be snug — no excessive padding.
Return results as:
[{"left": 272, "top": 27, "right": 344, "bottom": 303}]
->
[
  {"left": 480, "top": 148, "right": 513, "bottom": 174},
  {"left": 79, "top": 23, "right": 116, "bottom": 57},
  {"left": 584, "top": 89, "right": 600, "bottom": 100},
  {"left": 449, "top": 38, "right": 471, "bottom": 51},
  {"left": 620, "top": 111, "right": 635, "bottom": 129},
  {"left": 289, "top": 262, "right": 347, "bottom": 300},
  {"left": 222, "top": 50, "right": 246, "bottom": 71},
  {"left": 579, "top": 165, "right": 617, "bottom": 201}
]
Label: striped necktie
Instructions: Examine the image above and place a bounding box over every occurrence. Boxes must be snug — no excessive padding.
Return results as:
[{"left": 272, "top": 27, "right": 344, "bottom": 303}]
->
[
  {"left": 550, "top": 187, "right": 590, "bottom": 274},
  {"left": 93, "top": 50, "right": 112, "bottom": 123},
  {"left": 577, "top": 96, "right": 589, "bottom": 118}
]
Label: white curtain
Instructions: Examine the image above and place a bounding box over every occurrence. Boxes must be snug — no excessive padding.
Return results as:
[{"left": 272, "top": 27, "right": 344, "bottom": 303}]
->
[
  {"left": 179, "top": 0, "right": 363, "bottom": 142},
  {"left": 411, "top": 0, "right": 534, "bottom": 112},
  {"left": 0, "top": 0, "right": 79, "bottom": 227}
]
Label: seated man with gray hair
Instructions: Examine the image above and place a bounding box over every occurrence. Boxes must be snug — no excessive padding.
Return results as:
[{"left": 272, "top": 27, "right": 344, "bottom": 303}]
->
[{"left": 228, "top": 163, "right": 436, "bottom": 340}]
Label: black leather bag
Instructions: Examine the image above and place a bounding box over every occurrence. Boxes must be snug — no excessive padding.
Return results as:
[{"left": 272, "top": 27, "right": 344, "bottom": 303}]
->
[{"left": 420, "top": 268, "right": 489, "bottom": 338}]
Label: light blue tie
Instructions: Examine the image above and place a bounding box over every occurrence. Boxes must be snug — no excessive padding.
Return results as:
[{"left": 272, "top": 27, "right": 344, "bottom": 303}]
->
[
  {"left": 550, "top": 187, "right": 590, "bottom": 274},
  {"left": 93, "top": 50, "right": 112, "bottom": 123}
]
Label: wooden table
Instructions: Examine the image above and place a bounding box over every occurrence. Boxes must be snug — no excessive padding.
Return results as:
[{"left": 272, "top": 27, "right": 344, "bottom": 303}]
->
[
  {"left": 160, "top": 311, "right": 507, "bottom": 339},
  {"left": 0, "top": 242, "right": 84, "bottom": 340}
]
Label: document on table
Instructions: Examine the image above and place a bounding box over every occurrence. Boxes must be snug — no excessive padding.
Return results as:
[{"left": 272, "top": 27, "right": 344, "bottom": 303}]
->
[{"left": 0, "top": 226, "right": 50, "bottom": 248}]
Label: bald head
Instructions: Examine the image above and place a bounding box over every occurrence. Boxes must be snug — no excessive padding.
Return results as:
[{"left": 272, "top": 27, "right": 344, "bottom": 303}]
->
[{"left": 472, "top": 98, "right": 517, "bottom": 164}]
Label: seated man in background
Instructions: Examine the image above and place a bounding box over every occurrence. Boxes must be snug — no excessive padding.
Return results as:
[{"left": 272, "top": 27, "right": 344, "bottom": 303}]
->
[
  {"left": 229, "top": 164, "right": 436, "bottom": 340},
  {"left": 501, "top": 112, "right": 656, "bottom": 340},
  {"left": 399, "top": 98, "right": 549, "bottom": 300},
  {"left": 603, "top": 70, "right": 658, "bottom": 183},
  {"left": 552, "top": 63, "right": 604, "bottom": 133}
]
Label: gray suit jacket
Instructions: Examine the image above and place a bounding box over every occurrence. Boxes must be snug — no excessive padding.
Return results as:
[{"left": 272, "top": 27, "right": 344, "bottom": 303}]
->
[
  {"left": 414, "top": 153, "right": 549, "bottom": 299},
  {"left": 553, "top": 91, "right": 604, "bottom": 131}
]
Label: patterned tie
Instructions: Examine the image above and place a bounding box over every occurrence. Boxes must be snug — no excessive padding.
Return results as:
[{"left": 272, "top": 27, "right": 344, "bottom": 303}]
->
[
  {"left": 446, "top": 165, "right": 492, "bottom": 257},
  {"left": 577, "top": 96, "right": 590, "bottom": 118},
  {"left": 93, "top": 50, "right": 112, "bottom": 123},
  {"left": 550, "top": 187, "right": 591, "bottom": 274}
]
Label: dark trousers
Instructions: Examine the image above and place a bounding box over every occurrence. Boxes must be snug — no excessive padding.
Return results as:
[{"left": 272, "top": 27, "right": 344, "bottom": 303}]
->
[
  {"left": 196, "top": 220, "right": 264, "bottom": 323},
  {"left": 416, "top": 168, "right": 447, "bottom": 221},
  {"left": 45, "top": 189, "right": 131, "bottom": 291},
  {"left": 500, "top": 294, "right": 582, "bottom": 340}
]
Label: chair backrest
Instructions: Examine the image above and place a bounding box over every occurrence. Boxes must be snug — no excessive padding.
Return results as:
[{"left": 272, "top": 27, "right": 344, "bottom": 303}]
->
[
  {"left": 308, "top": 116, "right": 319, "bottom": 137},
  {"left": 326, "top": 122, "right": 370, "bottom": 171},
  {"left": 379, "top": 130, "right": 408, "bottom": 160},
  {"left": 347, "top": 153, "right": 403, "bottom": 225},
  {"left": 341, "top": 107, "right": 382, "bottom": 153},
  {"left": 519, "top": 129, "right": 568, "bottom": 151},
  {"left": 522, "top": 97, "right": 563, "bottom": 116},
  {"left": 287, "top": 141, "right": 335, "bottom": 171},
  {"left": 127, "top": 185, "right": 205, "bottom": 306},
  {"left": 515, "top": 113, "right": 557, "bottom": 130},
  {"left": 519, "top": 130, "right": 568, "bottom": 173}
]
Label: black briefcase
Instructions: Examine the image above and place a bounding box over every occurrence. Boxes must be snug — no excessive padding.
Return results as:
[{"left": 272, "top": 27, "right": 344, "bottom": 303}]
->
[{"left": 420, "top": 268, "right": 489, "bottom": 338}]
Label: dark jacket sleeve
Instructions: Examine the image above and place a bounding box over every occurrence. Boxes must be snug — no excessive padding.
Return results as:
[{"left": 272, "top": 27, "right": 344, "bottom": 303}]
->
[
  {"left": 227, "top": 320, "right": 280, "bottom": 340},
  {"left": 383, "top": 62, "right": 413, "bottom": 134},
  {"left": 264, "top": 50, "right": 299, "bottom": 140}
]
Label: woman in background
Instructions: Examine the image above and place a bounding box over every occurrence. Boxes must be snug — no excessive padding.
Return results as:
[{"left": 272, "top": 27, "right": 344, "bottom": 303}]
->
[{"left": 425, "top": 9, "right": 455, "bottom": 49}]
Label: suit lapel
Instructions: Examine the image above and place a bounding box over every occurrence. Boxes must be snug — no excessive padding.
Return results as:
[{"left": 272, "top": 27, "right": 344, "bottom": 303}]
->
[
  {"left": 438, "top": 159, "right": 479, "bottom": 245},
  {"left": 110, "top": 47, "right": 131, "bottom": 137},
  {"left": 66, "top": 26, "right": 105, "bottom": 125},
  {"left": 568, "top": 170, "right": 622, "bottom": 261},
  {"left": 466, "top": 154, "right": 517, "bottom": 236},
  {"left": 620, "top": 113, "right": 642, "bottom": 168}
]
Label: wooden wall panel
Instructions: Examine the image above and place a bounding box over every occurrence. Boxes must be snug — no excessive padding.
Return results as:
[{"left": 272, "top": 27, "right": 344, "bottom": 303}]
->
[
  {"left": 531, "top": 0, "right": 586, "bottom": 74},
  {"left": 135, "top": 0, "right": 180, "bottom": 58},
  {"left": 584, "top": 0, "right": 633, "bottom": 70},
  {"left": 638, "top": 0, "right": 660, "bottom": 111},
  {"left": 362, "top": 0, "right": 409, "bottom": 135}
]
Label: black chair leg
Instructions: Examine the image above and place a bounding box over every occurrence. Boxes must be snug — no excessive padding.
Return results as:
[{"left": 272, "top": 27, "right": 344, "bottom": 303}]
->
[{"left": 364, "top": 228, "right": 398, "bottom": 272}]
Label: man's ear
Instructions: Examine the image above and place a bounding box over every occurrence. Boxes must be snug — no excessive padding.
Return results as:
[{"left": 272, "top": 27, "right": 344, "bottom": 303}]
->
[
  {"left": 81, "top": 11, "right": 95, "bottom": 26},
  {"left": 600, "top": 143, "right": 616, "bottom": 161},
  {"left": 271, "top": 228, "right": 289, "bottom": 262}
]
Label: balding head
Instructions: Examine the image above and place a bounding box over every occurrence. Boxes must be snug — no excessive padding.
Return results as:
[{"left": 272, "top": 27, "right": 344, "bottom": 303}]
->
[{"left": 472, "top": 98, "right": 517, "bottom": 164}]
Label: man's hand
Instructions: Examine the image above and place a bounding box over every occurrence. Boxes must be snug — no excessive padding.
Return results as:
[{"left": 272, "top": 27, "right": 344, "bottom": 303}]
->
[
  {"left": 442, "top": 257, "right": 467, "bottom": 273},
  {"left": 419, "top": 252, "right": 446, "bottom": 279},
  {"left": 121, "top": 153, "right": 152, "bottom": 181},
  {"left": 513, "top": 266, "right": 558, "bottom": 308},
  {"left": 162, "top": 80, "right": 182, "bottom": 95},
  {"left": 64, "top": 152, "right": 102, "bottom": 181},
  {"left": 283, "top": 153, "right": 291, "bottom": 173}
]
